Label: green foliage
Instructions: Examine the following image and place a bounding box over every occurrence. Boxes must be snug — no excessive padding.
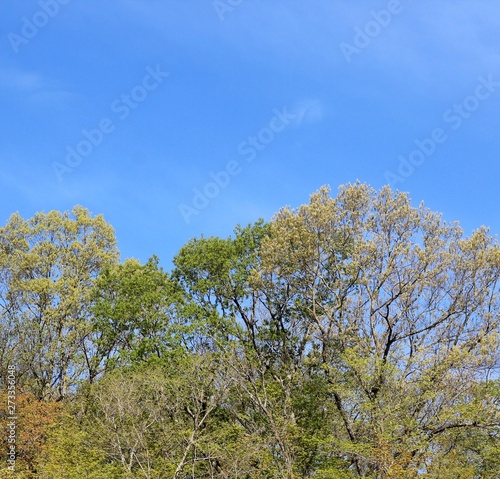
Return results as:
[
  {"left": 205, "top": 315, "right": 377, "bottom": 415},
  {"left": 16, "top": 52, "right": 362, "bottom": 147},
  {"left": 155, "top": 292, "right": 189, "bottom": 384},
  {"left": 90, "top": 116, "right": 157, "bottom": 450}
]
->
[
  {"left": 0, "top": 206, "right": 118, "bottom": 399},
  {"left": 38, "top": 414, "right": 123, "bottom": 479},
  {"left": 90, "top": 256, "right": 185, "bottom": 373},
  {"left": 2, "top": 186, "right": 500, "bottom": 478}
]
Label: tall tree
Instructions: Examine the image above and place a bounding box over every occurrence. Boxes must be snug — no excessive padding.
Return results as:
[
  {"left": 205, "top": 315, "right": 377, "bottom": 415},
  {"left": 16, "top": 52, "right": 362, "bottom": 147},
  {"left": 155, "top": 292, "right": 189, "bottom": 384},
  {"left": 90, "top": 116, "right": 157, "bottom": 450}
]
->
[
  {"left": 173, "top": 184, "right": 500, "bottom": 478},
  {"left": 0, "top": 206, "right": 118, "bottom": 400},
  {"left": 256, "top": 184, "right": 500, "bottom": 477},
  {"left": 173, "top": 220, "right": 349, "bottom": 478}
]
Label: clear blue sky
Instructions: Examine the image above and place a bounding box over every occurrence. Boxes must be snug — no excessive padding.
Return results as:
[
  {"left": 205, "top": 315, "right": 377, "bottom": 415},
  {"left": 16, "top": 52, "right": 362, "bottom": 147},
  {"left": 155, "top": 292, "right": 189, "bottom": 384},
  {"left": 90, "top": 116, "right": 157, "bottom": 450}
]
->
[{"left": 1, "top": 0, "right": 499, "bottom": 267}]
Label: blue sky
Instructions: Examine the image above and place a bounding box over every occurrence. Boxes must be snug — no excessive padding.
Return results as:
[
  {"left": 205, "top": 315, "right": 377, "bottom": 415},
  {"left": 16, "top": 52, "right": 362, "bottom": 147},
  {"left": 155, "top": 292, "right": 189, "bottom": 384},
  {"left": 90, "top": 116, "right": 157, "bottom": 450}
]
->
[{"left": 1, "top": 0, "right": 500, "bottom": 267}]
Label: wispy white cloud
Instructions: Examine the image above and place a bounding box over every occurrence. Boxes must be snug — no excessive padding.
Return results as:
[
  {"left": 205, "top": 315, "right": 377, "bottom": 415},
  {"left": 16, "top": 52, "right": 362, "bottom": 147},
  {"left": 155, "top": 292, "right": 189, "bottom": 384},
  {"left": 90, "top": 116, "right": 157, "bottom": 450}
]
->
[
  {"left": 293, "top": 99, "right": 325, "bottom": 127},
  {"left": 0, "top": 69, "right": 48, "bottom": 91},
  {"left": 27, "top": 89, "right": 74, "bottom": 106},
  {"left": 0, "top": 68, "right": 75, "bottom": 107}
]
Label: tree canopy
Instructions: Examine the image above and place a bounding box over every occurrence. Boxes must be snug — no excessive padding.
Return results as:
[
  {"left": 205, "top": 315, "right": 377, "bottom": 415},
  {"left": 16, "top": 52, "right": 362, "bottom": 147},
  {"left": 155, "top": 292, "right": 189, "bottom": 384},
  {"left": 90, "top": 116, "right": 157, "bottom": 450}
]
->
[{"left": 1, "top": 184, "right": 499, "bottom": 478}]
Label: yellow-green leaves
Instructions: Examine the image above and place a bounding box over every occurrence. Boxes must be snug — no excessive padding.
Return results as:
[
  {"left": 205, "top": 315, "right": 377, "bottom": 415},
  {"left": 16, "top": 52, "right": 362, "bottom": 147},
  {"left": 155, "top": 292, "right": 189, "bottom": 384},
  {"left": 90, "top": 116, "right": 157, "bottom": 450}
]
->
[
  {"left": 2, "top": 186, "right": 499, "bottom": 478},
  {"left": 0, "top": 206, "right": 118, "bottom": 400},
  {"left": 252, "top": 183, "right": 500, "bottom": 477}
]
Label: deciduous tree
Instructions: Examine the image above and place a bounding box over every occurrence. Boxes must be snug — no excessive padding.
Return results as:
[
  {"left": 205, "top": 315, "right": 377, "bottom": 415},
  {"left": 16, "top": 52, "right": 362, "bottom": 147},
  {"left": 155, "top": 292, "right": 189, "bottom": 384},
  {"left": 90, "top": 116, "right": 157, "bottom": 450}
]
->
[{"left": 0, "top": 206, "right": 118, "bottom": 400}]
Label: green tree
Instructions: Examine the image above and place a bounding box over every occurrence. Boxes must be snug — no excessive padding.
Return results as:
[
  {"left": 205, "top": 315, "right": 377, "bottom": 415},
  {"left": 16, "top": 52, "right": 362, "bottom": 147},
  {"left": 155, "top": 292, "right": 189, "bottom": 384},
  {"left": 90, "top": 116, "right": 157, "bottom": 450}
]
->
[
  {"left": 89, "top": 256, "right": 183, "bottom": 377},
  {"left": 3, "top": 184, "right": 499, "bottom": 478},
  {"left": 38, "top": 413, "right": 123, "bottom": 479},
  {"left": 68, "top": 352, "right": 266, "bottom": 479},
  {"left": 0, "top": 206, "right": 118, "bottom": 400},
  {"left": 173, "top": 220, "right": 350, "bottom": 478},
  {"left": 255, "top": 184, "right": 500, "bottom": 477},
  {"left": 173, "top": 184, "right": 500, "bottom": 478}
]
